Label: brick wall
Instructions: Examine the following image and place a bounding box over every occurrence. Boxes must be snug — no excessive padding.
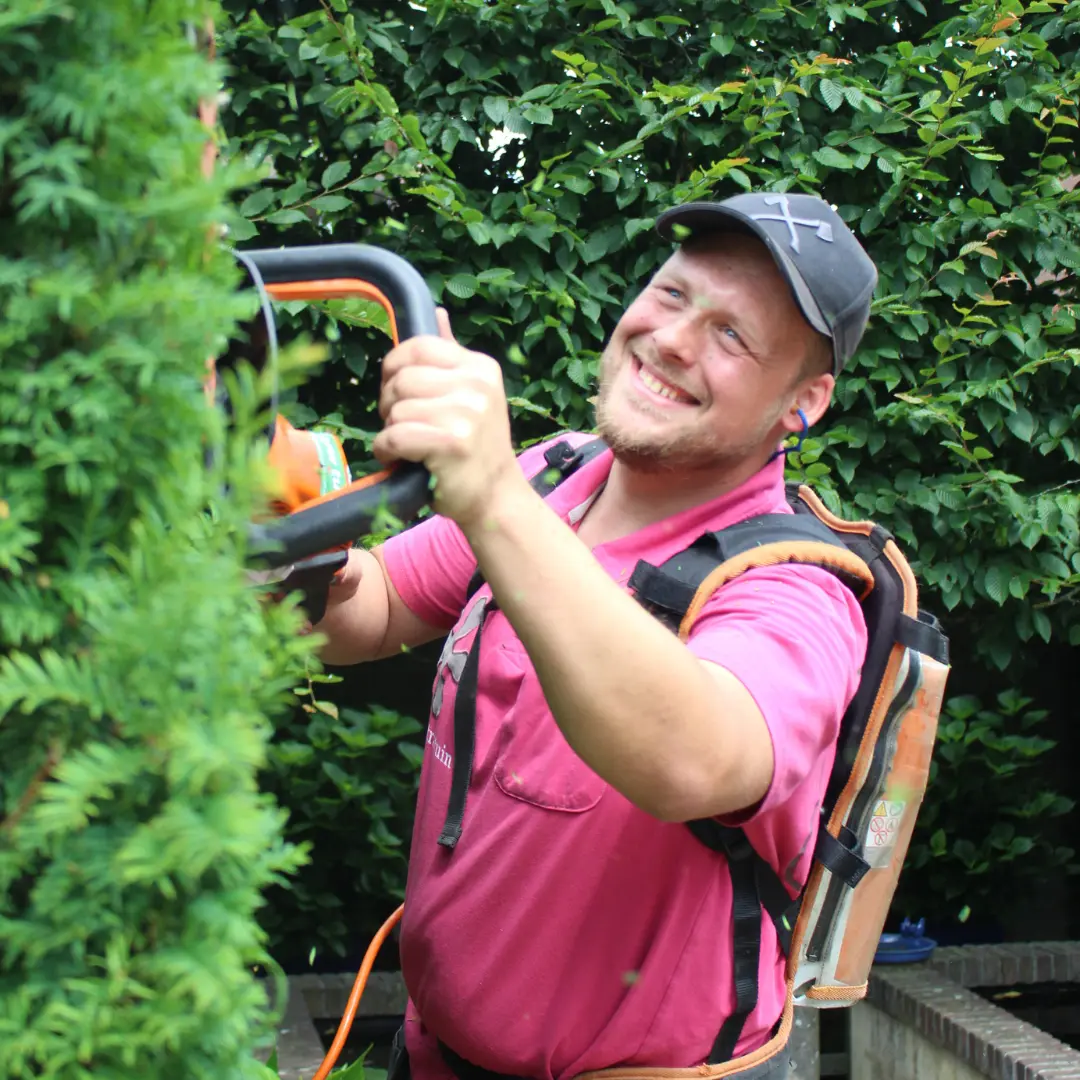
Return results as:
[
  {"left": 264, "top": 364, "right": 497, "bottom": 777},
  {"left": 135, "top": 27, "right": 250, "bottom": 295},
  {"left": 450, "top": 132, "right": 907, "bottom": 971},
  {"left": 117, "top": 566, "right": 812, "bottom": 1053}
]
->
[{"left": 859, "top": 942, "right": 1080, "bottom": 1080}]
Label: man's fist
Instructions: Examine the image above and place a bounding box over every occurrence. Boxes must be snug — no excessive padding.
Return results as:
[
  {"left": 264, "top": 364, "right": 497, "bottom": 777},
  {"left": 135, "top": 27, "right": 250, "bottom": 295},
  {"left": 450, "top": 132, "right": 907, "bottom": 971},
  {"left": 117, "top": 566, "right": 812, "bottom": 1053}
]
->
[{"left": 373, "top": 309, "right": 524, "bottom": 530}]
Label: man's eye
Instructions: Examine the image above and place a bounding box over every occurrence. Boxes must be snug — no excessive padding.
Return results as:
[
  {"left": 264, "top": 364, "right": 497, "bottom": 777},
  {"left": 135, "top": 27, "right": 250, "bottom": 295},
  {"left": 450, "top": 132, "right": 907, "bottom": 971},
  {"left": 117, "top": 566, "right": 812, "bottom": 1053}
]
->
[
  {"left": 658, "top": 285, "right": 682, "bottom": 300},
  {"left": 722, "top": 327, "right": 743, "bottom": 345}
]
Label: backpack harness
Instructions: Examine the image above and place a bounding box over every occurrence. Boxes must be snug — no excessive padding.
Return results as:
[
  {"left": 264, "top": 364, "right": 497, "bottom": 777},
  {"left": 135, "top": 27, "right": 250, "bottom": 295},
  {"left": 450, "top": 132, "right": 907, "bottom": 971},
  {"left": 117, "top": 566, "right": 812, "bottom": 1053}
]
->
[{"left": 430, "top": 437, "right": 950, "bottom": 1080}]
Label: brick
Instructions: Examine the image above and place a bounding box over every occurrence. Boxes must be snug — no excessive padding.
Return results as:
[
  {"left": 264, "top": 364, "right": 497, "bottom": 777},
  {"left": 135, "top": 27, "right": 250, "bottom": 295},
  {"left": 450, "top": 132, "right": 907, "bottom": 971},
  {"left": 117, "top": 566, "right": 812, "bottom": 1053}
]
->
[
  {"left": 999, "top": 947, "right": 1022, "bottom": 986},
  {"left": 988, "top": 1043, "right": 1009, "bottom": 1080},
  {"left": 1032, "top": 1053, "right": 1080, "bottom": 1076},
  {"left": 1040, "top": 1064, "right": 1080, "bottom": 1080},
  {"left": 1035, "top": 950, "right": 1054, "bottom": 983},
  {"left": 966, "top": 952, "right": 991, "bottom": 987},
  {"left": 1017, "top": 946, "right": 1038, "bottom": 985},
  {"left": 999, "top": 1048, "right": 1028, "bottom": 1080},
  {"left": 969, "top": 1036, "right": 992, "bottom": 1075},
  {"left": 963, "top": 1029, "right": 983, "bottom": 1068}
]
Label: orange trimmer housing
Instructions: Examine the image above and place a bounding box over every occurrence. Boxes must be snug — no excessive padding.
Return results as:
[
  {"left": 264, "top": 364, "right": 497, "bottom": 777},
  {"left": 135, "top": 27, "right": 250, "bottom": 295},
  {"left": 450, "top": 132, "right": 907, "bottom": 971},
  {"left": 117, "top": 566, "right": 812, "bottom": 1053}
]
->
[
  {"left": 230, "top": 245, "right": 438, "bottom": 572},
  {"left": 213, "top": 244, "right": 439, "bottom": 618}
]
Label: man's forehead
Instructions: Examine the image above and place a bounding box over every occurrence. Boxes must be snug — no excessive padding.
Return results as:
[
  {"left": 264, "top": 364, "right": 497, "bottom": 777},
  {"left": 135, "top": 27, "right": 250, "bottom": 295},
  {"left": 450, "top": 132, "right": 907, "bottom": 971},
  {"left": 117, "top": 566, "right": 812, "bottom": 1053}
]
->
[{"left": 656, "top": 234, "right": 787, "bottom": 296}]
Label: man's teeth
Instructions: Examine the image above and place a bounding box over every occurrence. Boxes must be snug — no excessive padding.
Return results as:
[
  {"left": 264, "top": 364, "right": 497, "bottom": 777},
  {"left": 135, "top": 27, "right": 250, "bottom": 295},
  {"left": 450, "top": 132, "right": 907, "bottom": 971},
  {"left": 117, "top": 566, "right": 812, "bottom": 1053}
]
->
[{"left": 639, "top": 366, "right": 692, "bottom": 402}]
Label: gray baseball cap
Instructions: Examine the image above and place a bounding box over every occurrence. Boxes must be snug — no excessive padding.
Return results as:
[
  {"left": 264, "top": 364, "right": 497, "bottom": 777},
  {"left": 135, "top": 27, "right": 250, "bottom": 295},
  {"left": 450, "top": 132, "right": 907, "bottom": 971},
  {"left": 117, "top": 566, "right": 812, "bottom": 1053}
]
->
[{"left": 655, "top": 193, "right": 878, "bottom": 375}]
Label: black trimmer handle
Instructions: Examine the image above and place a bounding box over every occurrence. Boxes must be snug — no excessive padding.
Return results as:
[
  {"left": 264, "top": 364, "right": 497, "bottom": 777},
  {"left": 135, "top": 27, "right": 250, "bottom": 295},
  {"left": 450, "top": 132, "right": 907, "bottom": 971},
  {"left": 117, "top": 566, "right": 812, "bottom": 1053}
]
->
[
  {"left": 242, "top": 243, "right": 439, "bottom": 339},
  {"left": 247, "top": 467, "right": 431, "bottom": 569},
  {"left": 240, "top": 243, "right": 438, "bottom": 569}
]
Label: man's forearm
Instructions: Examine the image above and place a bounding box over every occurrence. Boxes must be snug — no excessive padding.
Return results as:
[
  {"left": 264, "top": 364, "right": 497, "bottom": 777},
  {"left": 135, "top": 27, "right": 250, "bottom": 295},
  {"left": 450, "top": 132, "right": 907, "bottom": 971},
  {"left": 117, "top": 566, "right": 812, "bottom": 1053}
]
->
[
  {"left": 314, "top": 547, "right": 391, "bottom": 665},
  {"left": 460, "top": 480, "right": 770, "bottom": 820}
]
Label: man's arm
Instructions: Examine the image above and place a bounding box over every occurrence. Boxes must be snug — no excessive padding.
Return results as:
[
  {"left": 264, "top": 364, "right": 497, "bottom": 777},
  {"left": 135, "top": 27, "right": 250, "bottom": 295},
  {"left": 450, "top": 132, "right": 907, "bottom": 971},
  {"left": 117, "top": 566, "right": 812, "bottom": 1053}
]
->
[
  {"left": 314, "top": 546, "right": 447, "bottom": 665},
  {"left": 459, "top": 481, "right": 775, "bottom": 822},
  {"left": 370, "top": 319, "right": 778, "bottom": 820},
  {"left": 370, "top": 313, "right": 859, "bottom": 822}
]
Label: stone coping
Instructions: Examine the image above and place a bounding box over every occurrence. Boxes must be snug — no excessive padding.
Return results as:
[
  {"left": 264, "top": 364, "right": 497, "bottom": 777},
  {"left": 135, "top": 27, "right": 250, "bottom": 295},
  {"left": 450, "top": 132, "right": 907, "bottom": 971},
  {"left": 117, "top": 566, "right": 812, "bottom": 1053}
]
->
[
  {"left": 292, "top": 969, "right": 408, "bottom": 1020},
  {"left": 927, "top": 942, "right": 1080, "bottom": 990},
  {"left": 867, "top": 941, "right": 1080, "bottom": 1080}
]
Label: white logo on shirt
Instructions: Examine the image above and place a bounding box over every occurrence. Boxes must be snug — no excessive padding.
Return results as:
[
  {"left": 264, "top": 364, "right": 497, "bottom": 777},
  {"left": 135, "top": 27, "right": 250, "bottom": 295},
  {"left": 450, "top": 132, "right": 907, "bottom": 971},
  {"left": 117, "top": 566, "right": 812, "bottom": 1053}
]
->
[
  {"left": 425, "top": 728, "right": 453, "bottom": 770},
  {"left": 431, "top": 594, "right": 492, "bottom": 720}
]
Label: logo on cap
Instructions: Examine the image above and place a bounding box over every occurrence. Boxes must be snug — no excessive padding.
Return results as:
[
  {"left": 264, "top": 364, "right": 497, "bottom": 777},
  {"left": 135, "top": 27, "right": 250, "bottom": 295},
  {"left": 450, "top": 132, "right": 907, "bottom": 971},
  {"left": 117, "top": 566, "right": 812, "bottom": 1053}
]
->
[{"left": 750, "top": 195, "right": 834, "bottom": 254}]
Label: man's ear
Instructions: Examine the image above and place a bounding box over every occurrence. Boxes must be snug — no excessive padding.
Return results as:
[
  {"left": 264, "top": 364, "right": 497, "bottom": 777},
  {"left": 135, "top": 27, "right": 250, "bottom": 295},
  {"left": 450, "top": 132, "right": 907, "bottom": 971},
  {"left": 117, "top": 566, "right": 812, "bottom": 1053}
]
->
[{"left": 781, "top": 373, "right": 835, "bottom": 434}]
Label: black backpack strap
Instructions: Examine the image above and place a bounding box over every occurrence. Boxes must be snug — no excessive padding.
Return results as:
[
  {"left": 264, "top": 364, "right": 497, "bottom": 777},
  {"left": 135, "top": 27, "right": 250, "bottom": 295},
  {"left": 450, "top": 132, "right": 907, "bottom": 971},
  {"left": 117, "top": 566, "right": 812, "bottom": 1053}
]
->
[
  {"left": 661, "top": 515, "right": 876, "bottom": 1061},
  {"left": 531, "top": 435, "right": 608, "bottom": 497},
  {"left": 628, "top": 532, "right": 726, "bottom": 629},
  {"left": 437, "top": 594, "right": 496, "bottom": 849},
  {"left": 815, "top": 821, "right": 871, "bottom": 889},
  {"left": 464, "top": 437, "right": 608, "bottom": 603},
  {"left": 687, "top": 815, "right": 875, "bottom": 1061},
  {"left": 445, "top": 437, "right": 608, "bottom": 849},
  {"left": 686, "top": 820, "right": 797, "bottom": 1062},
  {"left": 896, "top": 609, "right": 950, "bottom": 665},
  {"left": 630, "top": 512, "right": 871, "bottom": 633}
]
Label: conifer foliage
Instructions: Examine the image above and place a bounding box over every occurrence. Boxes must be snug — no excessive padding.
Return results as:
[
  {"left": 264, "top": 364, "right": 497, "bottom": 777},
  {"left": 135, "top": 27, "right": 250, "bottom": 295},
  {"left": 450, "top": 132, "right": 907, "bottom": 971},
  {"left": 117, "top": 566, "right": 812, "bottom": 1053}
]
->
[{"left": 0, "top": 3, "right": 310, "bottom": 1076}]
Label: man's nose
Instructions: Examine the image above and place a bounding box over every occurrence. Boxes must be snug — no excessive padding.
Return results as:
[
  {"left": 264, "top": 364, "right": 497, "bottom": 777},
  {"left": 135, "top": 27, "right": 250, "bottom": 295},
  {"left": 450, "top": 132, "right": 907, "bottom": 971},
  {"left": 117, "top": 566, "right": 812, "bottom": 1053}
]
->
[{"left": 650, "top": 312, "right": 699, "bottom": 368}]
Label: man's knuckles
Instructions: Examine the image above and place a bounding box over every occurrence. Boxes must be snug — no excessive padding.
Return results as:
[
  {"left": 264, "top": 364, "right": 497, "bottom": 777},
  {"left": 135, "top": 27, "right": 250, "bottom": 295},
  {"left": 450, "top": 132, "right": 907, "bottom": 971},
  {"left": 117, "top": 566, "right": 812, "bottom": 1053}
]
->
[
  {"left": 383, "top": 337, "right": 502, "bottom": 382},
  {"left": 382, "top": 335, "right": 479, "bottom": 374},
  {"left": 386, "top": 391, "right": 492, "bottom": 434},
  {"left": 384, "top": 368, "right": 498, "bottom": 413}
]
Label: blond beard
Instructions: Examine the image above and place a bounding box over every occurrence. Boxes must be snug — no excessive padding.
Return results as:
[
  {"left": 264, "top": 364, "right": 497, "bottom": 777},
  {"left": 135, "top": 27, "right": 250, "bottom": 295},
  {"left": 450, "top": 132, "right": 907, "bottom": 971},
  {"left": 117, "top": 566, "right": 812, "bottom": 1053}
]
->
[{"left": 592, "top": 347, "right": 783, "bottom": 474}]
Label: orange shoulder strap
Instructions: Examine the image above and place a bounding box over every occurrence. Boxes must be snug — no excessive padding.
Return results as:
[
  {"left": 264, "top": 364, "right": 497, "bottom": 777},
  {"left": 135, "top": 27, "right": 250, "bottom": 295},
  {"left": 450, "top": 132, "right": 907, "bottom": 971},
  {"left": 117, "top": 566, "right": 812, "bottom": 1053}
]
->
[{"left": 677, "top": 540, "right": 875, "bottom": 641}]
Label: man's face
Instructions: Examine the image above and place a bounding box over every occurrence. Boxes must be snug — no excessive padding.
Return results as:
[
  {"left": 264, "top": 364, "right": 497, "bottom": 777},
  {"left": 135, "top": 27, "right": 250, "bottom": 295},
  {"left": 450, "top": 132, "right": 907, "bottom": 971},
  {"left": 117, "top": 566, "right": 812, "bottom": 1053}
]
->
[{"left": 594, "top": 232, "right": 825, "bottom": 473}]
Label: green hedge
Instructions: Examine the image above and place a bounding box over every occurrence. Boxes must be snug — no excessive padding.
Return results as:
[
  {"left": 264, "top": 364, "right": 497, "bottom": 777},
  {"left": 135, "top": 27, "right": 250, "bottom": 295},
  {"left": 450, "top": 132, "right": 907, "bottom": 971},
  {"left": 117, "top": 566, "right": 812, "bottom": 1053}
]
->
[
  {"left": 0, "top": 2, "right": 313, "bottom": 1075},
  {"left": 218, "top": 0, "right": 1079, "bottom": 951}
]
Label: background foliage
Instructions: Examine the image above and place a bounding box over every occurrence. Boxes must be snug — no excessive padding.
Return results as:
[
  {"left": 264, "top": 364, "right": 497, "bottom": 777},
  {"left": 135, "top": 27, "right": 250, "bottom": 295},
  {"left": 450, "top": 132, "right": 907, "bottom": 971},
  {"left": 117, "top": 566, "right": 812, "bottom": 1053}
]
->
[
  {"left": 0, "top": 1, "right": 313, "bottom": 1075},
  {"left": 258, "top": 671, "right": 423, "bottom": 972},
  {"left": 216, "top": 0, "right": 1079, "bottom": 958}
]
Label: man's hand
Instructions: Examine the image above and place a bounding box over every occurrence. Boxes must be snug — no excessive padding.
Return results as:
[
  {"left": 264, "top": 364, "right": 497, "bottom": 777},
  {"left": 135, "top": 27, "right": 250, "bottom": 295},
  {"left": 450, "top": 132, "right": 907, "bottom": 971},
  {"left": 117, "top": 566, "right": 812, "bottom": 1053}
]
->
[{"left": 373, "top": 309, "right": 525, "bottom": 529}]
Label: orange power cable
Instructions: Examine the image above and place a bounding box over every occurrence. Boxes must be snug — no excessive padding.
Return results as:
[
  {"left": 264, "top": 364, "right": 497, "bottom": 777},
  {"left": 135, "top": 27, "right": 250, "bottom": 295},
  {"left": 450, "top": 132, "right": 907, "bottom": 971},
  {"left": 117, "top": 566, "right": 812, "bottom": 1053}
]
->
[{"left": 312, "top": 904, "right": 405, "bottom": 1080}]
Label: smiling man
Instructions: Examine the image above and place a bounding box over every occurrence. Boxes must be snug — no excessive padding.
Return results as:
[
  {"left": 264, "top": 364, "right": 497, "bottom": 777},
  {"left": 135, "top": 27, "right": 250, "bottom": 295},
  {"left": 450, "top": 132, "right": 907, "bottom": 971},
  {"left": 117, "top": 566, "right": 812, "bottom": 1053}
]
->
[{"left": 315, "top": 193, "right": 879, "bottom": 1080}]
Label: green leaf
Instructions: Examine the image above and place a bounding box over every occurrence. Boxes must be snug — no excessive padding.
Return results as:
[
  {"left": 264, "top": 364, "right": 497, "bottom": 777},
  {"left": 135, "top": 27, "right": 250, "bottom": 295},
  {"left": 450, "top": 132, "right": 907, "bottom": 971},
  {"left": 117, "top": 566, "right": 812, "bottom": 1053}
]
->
[
  {"left": 265, "top": 208, "right": 308, "bottom": 225},
  {"left": 983, "top": 566, "right": 1009, "bottom": 605},
  {"left": 968, "top": 158, "right": 993, "bottom": 195},
  {"left": 446, "top": 274, "right": 478, "bottom": 299},
  {"left": 820, "top": 80, "right": 844, "bottom": 112},
  {"left": 567, "top": 356, "right": 592, "bottom": 387},
  {"left": 1036, "top": 553, "right": 1071, "bottom": 579},
  {"left": 581, "top": 232, "right": 611, "bottom": 264},
  {"left": 311, "top": 195, "right": 353, "bottom": 213},
  {"left": 1005, "top": 75, "right": 1027, "bottom": 100},
  {"left": 1004, "top": 407, "right": 1035, "bottom": 441},
  {"left": 466, "top": 220, "right": 490, "bottom": 245},
  {"left": 483, "top": 96, "right": 510, "bottom": 124},
  {"left": 523, "top": 104, "right": 554, "bottom": 125},
  {"left": 239, "top": 187, "right": 278, "bottom": 217},
  {"left": 813, "top": 146, "right": 854, "bottom": 169},
  {"left": 321, "top": 161, "right": 351, "bottom": 188}
]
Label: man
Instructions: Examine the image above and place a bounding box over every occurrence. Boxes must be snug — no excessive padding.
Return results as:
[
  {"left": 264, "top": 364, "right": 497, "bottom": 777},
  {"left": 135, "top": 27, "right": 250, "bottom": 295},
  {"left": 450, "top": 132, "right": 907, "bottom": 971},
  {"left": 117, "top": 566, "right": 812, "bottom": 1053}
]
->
[{"left": 315, "top": 192, "right": 878, "bottom": 1080}]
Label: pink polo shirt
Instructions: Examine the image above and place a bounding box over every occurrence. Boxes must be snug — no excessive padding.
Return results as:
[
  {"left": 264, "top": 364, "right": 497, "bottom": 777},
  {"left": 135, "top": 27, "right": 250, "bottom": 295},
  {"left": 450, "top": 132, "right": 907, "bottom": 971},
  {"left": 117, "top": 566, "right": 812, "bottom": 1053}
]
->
[{"left": 380, "top": 435, "right": 866, "bottom": 1080}]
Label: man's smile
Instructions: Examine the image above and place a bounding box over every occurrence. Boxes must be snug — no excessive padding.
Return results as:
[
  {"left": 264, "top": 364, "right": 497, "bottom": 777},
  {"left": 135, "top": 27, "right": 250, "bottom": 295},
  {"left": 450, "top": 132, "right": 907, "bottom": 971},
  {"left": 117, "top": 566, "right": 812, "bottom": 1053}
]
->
[{"left": 631, "top": 355, "right": 701, "bottom": 406}]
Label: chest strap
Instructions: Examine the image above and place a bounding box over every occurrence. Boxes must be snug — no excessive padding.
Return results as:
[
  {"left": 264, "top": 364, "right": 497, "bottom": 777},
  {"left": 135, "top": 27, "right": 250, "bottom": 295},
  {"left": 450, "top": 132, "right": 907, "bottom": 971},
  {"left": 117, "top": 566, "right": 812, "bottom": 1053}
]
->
[{"left": 440, "top": 437, "right": 607, "bottom": 850}]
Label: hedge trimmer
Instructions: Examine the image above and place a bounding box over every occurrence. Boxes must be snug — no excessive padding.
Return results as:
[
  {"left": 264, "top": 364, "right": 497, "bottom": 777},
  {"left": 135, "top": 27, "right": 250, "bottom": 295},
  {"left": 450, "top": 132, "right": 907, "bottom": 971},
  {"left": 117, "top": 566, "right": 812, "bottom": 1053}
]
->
[
  {"left": 210, "top": 242, "right": 431, "bottom": 1076},
  {"left": 217, "top": 242, "right": 439, "bottom": 623}
]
